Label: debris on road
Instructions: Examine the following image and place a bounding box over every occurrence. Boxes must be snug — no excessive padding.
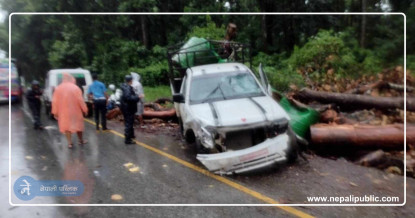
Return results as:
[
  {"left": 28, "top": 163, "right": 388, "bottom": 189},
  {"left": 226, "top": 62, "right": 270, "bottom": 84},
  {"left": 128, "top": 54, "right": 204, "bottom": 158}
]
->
[
  {"left": 123, "top": 162, "right": 140, "bottom": 173},
  {"left": 287, "top": 66, "right": 415, "bottom": 177},
  {"left": 111, "top": 194, "right": 123, "bottom": 201}
]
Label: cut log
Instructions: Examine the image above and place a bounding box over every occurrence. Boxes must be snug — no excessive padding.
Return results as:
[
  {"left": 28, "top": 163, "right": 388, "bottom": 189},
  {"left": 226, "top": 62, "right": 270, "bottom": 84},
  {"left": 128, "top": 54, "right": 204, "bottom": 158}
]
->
[
  {"left": 297, "top": 88, "right": 415, "bottom": 111},
  {"left": 106, "top": 108, "right": 121, "bottom": 120},
  {"left": 143, "top": 108, "right": 176, "bottom": 119},
  {"left": 356, "top": 150, "right": 386, "bottom": 167},
  {"left": 387, "top": 83, "right": 414, "bottom": 92},
  {"left": 144, "top": 103, "right": 162, "bottom": 111},
  {"left": 344, "top": 81, "right": 386, "bottom": 94},
  {"left": 310, "top": 124, "right": 415, "bottom": 149},
  {"left": 154, "top": 98, "right": 173, "bottom": 104}
]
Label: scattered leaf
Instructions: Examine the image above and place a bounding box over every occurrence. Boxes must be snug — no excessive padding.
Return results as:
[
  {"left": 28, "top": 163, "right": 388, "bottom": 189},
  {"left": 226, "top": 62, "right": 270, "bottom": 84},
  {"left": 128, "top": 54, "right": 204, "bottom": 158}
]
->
[
  {"left": 123, "top": 163, "right": 134, "bottom": 168},
  {"left": 111, "top": 194, "right": 123, "bottom": 201},
  {"left": 129, "top": 167, "right": 140, "bottom": 173}
]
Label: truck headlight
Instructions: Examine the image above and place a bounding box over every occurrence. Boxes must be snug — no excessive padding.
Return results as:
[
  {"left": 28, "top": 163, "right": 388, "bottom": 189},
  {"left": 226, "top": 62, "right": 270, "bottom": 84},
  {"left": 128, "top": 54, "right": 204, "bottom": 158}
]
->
[
  {"left": 200, "top": 127, "right": 215, "bottom": 148},
  {"left": 268, "top": 118, "right": 289, "bottom": 136}
]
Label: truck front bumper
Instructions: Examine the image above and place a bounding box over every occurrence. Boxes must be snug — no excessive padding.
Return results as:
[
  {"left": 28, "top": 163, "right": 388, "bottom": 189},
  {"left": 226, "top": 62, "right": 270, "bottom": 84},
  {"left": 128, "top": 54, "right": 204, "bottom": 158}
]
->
[{"left": 196, "top": 133, "right": 291, "bottom": 175}]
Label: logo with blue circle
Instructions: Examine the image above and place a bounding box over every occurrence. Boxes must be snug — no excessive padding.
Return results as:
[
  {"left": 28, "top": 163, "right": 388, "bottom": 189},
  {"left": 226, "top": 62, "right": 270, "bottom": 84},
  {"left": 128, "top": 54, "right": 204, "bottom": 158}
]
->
[{"left": 14, "top": 176, "right": 84, "bottom": 201}]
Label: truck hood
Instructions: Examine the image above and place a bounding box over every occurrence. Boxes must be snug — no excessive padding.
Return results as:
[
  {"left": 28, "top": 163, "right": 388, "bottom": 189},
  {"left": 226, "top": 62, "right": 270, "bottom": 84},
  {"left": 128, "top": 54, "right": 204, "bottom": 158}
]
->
[{"left": 190, "top": 96, "right": 289, "bottom": 127}]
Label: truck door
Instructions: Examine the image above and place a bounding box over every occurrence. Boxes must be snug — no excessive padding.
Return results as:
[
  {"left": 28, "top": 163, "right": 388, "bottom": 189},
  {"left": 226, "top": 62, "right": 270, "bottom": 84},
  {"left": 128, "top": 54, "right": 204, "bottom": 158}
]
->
[{"left": 258, "top": 63, "right": 272, "bottom": 96}]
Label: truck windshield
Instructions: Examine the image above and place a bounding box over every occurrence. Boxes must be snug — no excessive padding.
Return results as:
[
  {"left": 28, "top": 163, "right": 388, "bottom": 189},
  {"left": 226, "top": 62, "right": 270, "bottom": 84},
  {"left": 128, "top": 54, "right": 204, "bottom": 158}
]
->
[
  {"left": 57, "top": 73, "right": 86, "bottom": 86},
  {"left": 189, "top": 71, "right": 264, "bottom": 104}
]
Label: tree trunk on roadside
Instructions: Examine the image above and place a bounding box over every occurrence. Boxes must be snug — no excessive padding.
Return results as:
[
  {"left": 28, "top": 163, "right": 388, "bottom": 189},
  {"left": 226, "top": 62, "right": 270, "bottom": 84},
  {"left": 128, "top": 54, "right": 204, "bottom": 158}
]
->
[
  {"left": 311, "top": 124, "right": 414, "bottom": 149},
  {"left": 141, "top": 16, "right": 149, "bottom": 49},
  {"left": 296, "top": 88, "right": 415, "bottom": 111},
  {"left": 261, "top": 15, "right": 268, "bottom": 52},
  {"left": 360, "top": 0, "right": 367, "bottom": 48}
]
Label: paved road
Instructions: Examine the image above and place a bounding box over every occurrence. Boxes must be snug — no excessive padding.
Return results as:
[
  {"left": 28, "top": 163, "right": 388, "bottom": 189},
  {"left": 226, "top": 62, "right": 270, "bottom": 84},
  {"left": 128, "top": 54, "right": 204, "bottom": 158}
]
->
[{"left": 1, "top": 102, "right": 414, "bottom": 217}]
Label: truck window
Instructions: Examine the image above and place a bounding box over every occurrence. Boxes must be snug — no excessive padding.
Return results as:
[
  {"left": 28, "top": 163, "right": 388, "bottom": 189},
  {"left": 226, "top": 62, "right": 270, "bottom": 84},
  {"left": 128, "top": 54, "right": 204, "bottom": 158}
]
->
[{"left": 57, "top": 73, "right": 86, "bottom": 87}]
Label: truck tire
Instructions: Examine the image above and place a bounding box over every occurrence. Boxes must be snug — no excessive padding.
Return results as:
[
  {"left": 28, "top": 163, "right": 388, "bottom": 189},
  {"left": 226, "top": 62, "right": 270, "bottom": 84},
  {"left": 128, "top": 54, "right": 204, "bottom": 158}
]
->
[
  {"left": 87, "top": 103, "right": 93, "bottom": 117},
  {"left": 286, "top": 127, "right": 299, "bottom": 164},
  {"left": 286, "top": 145, "right": 298, "bottom": 164},
  {"left": 45, "top": 104, "right": 54, "bottom": 119},
  {"left": 195, "top": 138, "right": 209, "bottom": 154},
  {"left": 178, "top": 118, "right": 184, "bottom": 136}
]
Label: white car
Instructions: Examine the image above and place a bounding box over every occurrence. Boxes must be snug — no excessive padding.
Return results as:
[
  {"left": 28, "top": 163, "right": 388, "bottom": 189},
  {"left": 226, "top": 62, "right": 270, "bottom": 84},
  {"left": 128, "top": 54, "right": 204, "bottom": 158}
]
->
[
  {"left": 43, "top": 68, "right": 93, "bottom": 117},
  {"left": 172, "top": 62, "right": 298, "bottom": 175}
]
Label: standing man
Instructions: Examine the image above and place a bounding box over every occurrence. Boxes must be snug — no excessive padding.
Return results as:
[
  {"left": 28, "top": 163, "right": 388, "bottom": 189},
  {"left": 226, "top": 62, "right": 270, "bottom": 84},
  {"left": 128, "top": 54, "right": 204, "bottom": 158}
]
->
[
  {"left": 87, "top": 74, "right": 108, "bottom": 131},
  {"left": 26, "top": 80, "right": 43, "bottom": 130},
  {"left": 52, "top": 73, "right": 88, "bottom": 149},
  {"left": 130, "top": 72, "right": 145, "bottom": 126},
  {"left": 120, "top": 75, "right": 140, "bottom": 144}
]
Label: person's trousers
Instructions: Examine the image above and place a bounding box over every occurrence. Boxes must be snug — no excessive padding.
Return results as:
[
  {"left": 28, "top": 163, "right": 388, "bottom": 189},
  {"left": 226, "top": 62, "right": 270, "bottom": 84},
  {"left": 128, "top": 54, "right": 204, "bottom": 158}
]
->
[
  {"left": 94, "top": 99, "right": 107, "bottom": 129},
  {"left": 30, "top": 105, "right": 41, "bottom": 128},
  {"left": 122, "top": 111, "right": 135, "bottom": 142}
]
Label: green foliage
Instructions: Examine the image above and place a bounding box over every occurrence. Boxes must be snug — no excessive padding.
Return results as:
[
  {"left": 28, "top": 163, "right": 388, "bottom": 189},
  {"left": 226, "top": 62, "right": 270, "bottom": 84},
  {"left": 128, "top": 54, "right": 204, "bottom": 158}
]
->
[
  {"left": 288, "top": 30, "right": 382, "bottom": 78},
  {"left": 143, "top": 85, "right": 171, "bottom": 102},
  {"left": 289, "top": 30, "right": 350, "bottom": 75},
  {"left": 0, "top": 24, "right": 7, "bottom": 52},
  {"left": 407, "top": 55, "right": 415, "bottom": 74},
  {"left": 128, "top": 60, "right": 169, "bottom": 87},
  {"left": 186, "top": 15, "right": 225, "bottom": 40},
  {"left": 1, "top": 0, "right": 411, "bottom": 89},
  {"left": 252, "top": 53, "right": 304, "bottom": 92},
  {"left": 48, "top": 27, "right": 87, "bottom": 68}
]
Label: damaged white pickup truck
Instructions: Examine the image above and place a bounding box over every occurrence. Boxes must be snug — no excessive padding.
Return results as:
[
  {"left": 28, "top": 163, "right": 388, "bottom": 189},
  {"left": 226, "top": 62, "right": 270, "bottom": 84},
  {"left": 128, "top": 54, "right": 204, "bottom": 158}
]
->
[{"left": 172, "top": 62, "right": 298, "bottom": 174}]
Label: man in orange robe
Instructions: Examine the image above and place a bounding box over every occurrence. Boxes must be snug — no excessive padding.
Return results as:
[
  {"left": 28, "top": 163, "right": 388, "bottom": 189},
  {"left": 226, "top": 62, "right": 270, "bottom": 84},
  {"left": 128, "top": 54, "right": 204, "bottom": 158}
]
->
[{"left": 52, "top": 73, "right": 88, "bottom": 148}]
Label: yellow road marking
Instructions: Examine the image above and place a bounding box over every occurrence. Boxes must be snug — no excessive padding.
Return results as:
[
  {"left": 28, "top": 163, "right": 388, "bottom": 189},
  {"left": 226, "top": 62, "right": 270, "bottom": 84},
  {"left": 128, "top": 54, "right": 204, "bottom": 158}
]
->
[{"left": 84, "top": 118, "right": 314, "bottom": 218}]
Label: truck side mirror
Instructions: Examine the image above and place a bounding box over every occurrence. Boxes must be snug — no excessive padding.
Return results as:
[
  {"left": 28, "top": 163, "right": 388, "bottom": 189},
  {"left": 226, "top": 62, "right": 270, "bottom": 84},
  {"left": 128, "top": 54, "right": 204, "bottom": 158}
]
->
[{"left": 173, "top": 93, "right": 185, "bottom": 103}]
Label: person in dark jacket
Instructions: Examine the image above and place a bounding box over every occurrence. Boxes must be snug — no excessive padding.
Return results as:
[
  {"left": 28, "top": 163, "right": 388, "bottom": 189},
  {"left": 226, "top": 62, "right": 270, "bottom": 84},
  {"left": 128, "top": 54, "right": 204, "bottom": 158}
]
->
[
  {"left": 120, "top": 75, "right": 140, "bottom": 144},
  {"left": 26, "top": 80, "right": 43, "bottom": 130}
]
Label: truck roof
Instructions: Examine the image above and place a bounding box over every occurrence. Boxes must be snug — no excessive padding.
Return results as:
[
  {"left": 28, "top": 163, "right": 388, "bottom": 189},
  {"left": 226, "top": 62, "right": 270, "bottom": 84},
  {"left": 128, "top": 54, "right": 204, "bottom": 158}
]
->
[
  {"left": 48, "top": 68, "right": 90, "bottom": 74},
  {"left": 189, "top": 62, "right": 251, "bottom": 77}
]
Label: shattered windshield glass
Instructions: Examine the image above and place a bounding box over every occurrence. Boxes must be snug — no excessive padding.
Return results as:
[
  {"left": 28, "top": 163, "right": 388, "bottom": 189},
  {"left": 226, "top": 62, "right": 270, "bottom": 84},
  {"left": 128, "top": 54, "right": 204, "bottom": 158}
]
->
[{"left": 189, "top": 71, "right": 264, "bottom": 104}]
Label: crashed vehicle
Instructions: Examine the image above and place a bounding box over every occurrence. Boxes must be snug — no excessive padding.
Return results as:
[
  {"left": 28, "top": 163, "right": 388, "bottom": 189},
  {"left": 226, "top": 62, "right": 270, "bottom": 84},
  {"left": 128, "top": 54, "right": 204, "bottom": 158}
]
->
[{"left": 168, "top": 39, "right": 298, "bottom": 174}]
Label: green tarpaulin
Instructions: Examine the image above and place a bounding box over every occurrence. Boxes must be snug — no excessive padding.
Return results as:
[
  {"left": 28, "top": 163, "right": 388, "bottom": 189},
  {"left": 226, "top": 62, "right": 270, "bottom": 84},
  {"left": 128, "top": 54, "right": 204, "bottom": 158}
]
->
[
  {"left": 279, "top": 97, "right": 320, "bottom": 138},
  {"left": 171, "top": 37, "right": 226, "bottom": 68}
]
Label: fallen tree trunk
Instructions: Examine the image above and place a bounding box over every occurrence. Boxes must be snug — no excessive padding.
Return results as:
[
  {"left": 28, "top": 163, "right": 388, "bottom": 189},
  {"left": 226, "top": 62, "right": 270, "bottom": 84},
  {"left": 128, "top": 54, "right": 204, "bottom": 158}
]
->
[
  {"left": 106, "top": 108, "right": 122, "bottom": 120},
  {"left": 344, "top": 81, "right": 387, "bottom": 94},
  {"left": 311, "top": 124, "right": 415, "bottom": 149},
  {"left": 143, "top": 108, "right": 176, "bottom": 119},
  {"left": 154, "top": 98, "right": 173, "bottom": 104},
  {"left": 388, "top": 83, "right": 415, "bottom": 92},
  {"left": 144, "top": 103, "right": 162, "bottom": 111},
  {"left": 297, "top": 88, "right": 415, "bottom": 111}
]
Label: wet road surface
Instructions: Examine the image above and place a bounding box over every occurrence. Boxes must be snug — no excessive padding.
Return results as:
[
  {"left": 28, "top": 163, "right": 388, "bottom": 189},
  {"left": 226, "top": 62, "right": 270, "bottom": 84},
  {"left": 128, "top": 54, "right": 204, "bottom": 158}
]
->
[{"left": 1, "top": 102, "right": 415, "bottom": 217}]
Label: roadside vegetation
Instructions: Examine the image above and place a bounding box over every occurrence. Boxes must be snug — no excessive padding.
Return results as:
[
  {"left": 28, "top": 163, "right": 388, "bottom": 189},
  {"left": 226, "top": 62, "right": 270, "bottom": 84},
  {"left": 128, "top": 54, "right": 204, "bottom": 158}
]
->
[
  {"left": 143, "top": 85, "right": 171, "bottom": 102},
  {"left": 0, "top": 0, "right": 413, "bottom": 96}
]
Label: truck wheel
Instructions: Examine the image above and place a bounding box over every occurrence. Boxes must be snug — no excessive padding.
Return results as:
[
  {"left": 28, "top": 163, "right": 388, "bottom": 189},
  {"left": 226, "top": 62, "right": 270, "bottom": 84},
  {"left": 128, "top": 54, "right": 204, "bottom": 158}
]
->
[
  {"left": 195, "top": 138, "right": 209, "bottom": 154},
  {"left": 178, "top": 118, "right": 184, "bottom": 136},
  {"left": 45, "top": 105, "right": 54, "bottom": 119},
  {"left": 87, "top": 103, "right": 93, "bottom": 117},
  {"left": 286, "top": 143, "right": 298, "bottom": 164}
]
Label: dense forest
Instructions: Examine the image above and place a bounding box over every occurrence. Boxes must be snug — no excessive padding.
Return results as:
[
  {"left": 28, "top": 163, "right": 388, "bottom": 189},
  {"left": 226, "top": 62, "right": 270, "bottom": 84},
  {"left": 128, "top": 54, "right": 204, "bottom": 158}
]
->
[{"left": 0, "top": 0, "right": 413, "bottom": 91}]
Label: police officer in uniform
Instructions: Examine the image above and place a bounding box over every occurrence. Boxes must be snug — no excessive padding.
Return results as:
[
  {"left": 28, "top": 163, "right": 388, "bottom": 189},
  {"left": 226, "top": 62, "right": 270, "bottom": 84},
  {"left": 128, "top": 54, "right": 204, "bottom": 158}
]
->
[
  {"left": 120, "top": 75, "right": 140, "bottom": 144},
  {"left": 26, "top": 80, "right": 44, "bottom": 130}
]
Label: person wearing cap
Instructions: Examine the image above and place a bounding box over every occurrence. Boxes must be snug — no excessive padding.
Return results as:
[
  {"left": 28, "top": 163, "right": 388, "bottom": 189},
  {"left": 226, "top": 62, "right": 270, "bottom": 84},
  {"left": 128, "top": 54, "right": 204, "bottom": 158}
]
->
[
  {"left": 120, "top": 75, "right": 140, "bottom": 144},
  {"left": 87, "top": 74, "right": 109, "bottom": 131},
  {"left": 26, "top": 80, "right": 44, "bottom": 130}
]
